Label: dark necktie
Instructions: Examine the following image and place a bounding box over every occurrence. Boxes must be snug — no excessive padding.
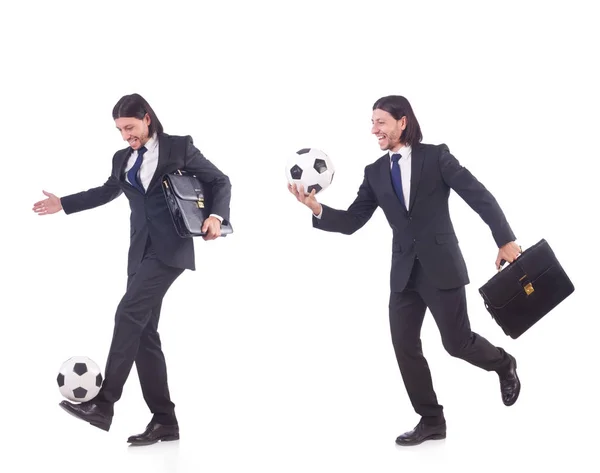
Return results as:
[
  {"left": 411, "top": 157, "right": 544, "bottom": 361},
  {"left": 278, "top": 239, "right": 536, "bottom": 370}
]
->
[
  {"left": 391, "top": 153, "right": 406, "bottom": 208},
  {"left": 127, "top": 146, "right": 147, "bottom": 193}
]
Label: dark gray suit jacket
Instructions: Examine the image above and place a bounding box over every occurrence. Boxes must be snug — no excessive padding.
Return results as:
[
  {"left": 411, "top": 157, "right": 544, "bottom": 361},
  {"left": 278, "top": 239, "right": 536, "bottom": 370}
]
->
[
  {"left": 60, "top": 133, "right": 231, "bottom": 275},
  {"left": 313, "top": 143, "right": 515, "bottom": 291}
]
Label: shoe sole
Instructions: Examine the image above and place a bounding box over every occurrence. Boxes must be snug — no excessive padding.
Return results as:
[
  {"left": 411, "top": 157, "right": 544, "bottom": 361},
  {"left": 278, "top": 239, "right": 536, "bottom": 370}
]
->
[
  {"left": 395, "top": 433, "right": 446, "bottom": 446},
  {"left": 59, "top": 403, "right": 111, "bottom": 432},
  {"left": 128, "top": 434, "right": 180, "bottom": 446}
]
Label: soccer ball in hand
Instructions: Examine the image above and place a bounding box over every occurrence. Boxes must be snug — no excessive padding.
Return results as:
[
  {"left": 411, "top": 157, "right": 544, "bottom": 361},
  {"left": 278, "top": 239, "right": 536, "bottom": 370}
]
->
[
  {"left": 57, "top": 356, "right": 103, "bottom": 402},
  {"left": 285, "top": 148, "right": 335, "bottom": 195}
]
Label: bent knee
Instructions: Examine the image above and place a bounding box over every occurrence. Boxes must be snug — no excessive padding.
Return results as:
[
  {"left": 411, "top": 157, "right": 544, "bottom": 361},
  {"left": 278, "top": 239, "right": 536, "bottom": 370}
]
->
[{"left": 442, "top": 335, "right": 473, "bottom": 357}]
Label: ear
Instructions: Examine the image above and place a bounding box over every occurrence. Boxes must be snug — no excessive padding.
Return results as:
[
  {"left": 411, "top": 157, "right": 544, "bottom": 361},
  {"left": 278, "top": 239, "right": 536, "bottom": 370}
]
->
[
  {"left": 144, "top": 112, "right": 151, "bottom": 127},
  {"left": 399, "top": 116, "right": 407, "bottom": 131}
]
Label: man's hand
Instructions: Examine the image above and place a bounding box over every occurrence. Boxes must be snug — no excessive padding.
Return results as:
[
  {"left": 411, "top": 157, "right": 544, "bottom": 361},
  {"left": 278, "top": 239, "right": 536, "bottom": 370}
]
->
[
  {"left": 202, "top": 216, "right": 221, "bottom": 241},
  {"left": 32, "top": 190, "right": 62, "bottom": 216},
  {"left": 496, "top": 241, "right": 522, "bottom": 270},
  {"left": 288, "top": 183, "right": 322, "bottom": 216}
]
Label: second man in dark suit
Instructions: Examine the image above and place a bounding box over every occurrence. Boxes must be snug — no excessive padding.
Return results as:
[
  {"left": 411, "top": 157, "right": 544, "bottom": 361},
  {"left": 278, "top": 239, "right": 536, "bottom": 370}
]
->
[
  {"left": 289, "top": 95, "right": 522, "bottom": 446},
  {"left": 33, "top": 93, "right": 231, "bottom": 445}
]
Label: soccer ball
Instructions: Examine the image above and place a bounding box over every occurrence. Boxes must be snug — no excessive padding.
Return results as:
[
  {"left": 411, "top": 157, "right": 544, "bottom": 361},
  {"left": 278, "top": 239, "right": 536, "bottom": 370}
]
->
[
  {"left": 57, "top": 356, "right": 103, "bottom": 402},
  {"left": 285, "top": 148, "right": 335, "bottom": 195}
]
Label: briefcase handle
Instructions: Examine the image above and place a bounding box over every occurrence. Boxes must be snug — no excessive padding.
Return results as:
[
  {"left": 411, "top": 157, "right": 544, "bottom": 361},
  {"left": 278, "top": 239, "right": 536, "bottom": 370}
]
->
[{"left": 498, "top": 245, "right": 523, "bottom": 272}]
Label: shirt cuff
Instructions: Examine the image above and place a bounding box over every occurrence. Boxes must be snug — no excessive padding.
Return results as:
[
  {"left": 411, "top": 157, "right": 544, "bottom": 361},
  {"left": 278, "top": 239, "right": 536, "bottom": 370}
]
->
[{"left": 209, "top": 214, "right": 223, "bottom": 223}]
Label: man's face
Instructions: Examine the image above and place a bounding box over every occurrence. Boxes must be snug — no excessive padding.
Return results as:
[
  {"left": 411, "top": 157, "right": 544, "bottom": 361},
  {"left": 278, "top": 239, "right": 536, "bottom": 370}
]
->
[
  {"left": 371, "top": 108, "right": 406, "bottom": 151},
  {"left": 115, "top": 114, "right": 151, "bottom": 149}
]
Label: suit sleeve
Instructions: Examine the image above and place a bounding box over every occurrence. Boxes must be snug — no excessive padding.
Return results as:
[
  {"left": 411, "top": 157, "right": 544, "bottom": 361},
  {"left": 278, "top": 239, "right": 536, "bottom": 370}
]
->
[
  {"left": 183, "top": 135, "right": 232, "bottom": 222},
  {"left": 60, "top": 152, "right": 123, "bottom": 214},
  {"left": 438, "top": 145, "right": 515, "bottom": 247},
  {"left": 312, "top": 169, "right": 379, "bottom": 235}
]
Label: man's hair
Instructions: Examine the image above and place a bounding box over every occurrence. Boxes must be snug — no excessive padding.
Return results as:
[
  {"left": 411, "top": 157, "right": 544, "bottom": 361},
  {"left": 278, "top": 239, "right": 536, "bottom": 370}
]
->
[
  {"left": 112, "top": 93, "right": 164, "bottom": 136},
  {"left": 373, "top": 95, "right": 422, "bottom": 146}
]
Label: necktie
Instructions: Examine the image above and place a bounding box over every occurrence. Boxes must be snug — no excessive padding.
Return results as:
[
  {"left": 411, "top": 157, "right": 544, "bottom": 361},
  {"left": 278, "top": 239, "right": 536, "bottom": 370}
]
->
[
  {"left": 391, "top": 153, "right": 406, "bottom": 209},
  {"left": 127, "top": 146, "right": 147, "bottom": 193}
]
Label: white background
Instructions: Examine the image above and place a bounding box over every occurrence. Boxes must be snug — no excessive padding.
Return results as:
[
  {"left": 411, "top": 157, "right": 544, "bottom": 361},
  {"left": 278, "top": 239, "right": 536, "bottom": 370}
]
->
[{"left": 2, "top": 0, "right": 598, "bottom": 471}]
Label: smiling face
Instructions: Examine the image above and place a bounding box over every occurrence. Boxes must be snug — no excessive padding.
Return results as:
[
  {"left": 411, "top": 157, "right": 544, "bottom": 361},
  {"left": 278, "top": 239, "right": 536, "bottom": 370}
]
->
[
  {"left": 115, "top": 113, "right": 151, "bottom": 150},
  {"left": 371, "top": 108, "right": 407, "bottom": 152}
]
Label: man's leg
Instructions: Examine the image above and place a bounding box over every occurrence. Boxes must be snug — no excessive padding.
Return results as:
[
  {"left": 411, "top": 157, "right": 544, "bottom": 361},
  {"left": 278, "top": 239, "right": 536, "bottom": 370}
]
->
[
  {"left": 415, "top": 260, "right": 520, "bottom": 406},
  {"left": 391, "top": 260, "right": 448, "bottom": 446},
  {"left": 389, "top": 261, "right": 444, "bottom": 424},
  {"left": 135, "top": 300, "right": 178, "bottom": 425},
  {"left": 94, "top": 254, "right": 184, "bottom": 412},
  {"left": 59, "top": 239, "right": 183, "bottom": 431},
  {"left": 415, "top": 263, "right": 509, "bottom": 371}
]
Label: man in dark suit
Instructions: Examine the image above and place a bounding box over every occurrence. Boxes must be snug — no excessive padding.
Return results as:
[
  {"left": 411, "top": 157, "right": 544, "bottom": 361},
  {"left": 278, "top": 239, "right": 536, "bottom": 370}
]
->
[
  {"left": 288, "top": 95, "right": 521, "bottom": 446},
  {"left": 32, "top": 93, "right": 231, "bottom": 445}
]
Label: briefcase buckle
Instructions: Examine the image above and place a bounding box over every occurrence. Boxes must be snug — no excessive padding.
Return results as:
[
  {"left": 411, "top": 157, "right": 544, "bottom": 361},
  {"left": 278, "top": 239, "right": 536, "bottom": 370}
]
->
[
  {"left": 197, "top": 199, "right": 204, "bottom": 209},
  {"left": 523, "top": 282, "right": 534, "bottom": 295}
]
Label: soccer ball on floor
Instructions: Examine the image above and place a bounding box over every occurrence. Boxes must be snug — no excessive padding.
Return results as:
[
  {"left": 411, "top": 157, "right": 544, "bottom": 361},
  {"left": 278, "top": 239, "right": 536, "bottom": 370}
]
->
[
  {"left": 285, "top": 148, "right": 335, "bottom": 195},
  {"left": 57, "top": 356, "right": 103, "bottom": 402}
]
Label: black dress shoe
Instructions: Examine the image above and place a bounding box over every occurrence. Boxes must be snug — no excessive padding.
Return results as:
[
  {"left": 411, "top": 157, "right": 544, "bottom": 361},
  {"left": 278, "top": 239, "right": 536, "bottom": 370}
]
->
[
  {"left": 395, "top": 420, "right": 446, "bottom": 446},
  {"left": 127, "top": 421, "right": 179, "bottom": 446},
  {"left": 59, "top": 400, "right": 112, "bottom": 431},
  {"left": 499, "top": 354, "right": 520, "bottom": 406}
]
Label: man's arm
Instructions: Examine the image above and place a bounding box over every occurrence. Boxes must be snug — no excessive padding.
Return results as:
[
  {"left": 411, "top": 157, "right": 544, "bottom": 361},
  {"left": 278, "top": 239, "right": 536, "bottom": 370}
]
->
[
  {"left": 60, "top": 175, "right": 123, "bottom": 214},
  {"left": 438, "top": 145, "right": 515, "bottom": 248},
  {"left": 311, "top": 171, "right": 379, "bottom": 235},
  {"left": 183, "top": 136, "right": 231, "bottom": 223}
]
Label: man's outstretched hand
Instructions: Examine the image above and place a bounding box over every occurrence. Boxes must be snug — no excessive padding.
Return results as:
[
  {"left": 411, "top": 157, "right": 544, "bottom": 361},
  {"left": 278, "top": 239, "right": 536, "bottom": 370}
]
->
[{"left": 33, "top": 190, "right": 62, "bottom": 216}]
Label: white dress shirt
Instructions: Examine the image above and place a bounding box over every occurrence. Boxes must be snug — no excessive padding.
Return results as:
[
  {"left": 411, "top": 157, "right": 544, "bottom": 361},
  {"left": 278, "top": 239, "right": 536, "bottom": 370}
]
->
[
  {"left": 313, "top": 144, "right": 412, "bottom": 218},
  {"left": 124, "top": 134, "right": 159, "bottom": 191},
  {"left": 125, "top": 134, "right": 223, "bottom": 222}
]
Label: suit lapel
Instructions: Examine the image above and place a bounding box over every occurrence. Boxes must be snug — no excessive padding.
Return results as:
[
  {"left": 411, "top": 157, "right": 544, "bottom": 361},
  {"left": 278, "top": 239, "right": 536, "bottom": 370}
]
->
[
  {"left": 147, "top": 133, "right": 171, "bottom": 192},
  {"left": 117, "top": 148, "right": 133, "bottom": 182},
  {"left": 408, "top": 144, "right": 425, "bottom": 214}
]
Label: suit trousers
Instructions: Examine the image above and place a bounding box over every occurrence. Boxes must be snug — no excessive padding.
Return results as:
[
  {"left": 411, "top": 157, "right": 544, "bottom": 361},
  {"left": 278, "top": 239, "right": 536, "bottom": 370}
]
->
[
  {"left": 389, "top": 258, "right": 510, "bottom": 424},
  {"left": 94, "top": 237, "right": 184, "bottom": 425}
]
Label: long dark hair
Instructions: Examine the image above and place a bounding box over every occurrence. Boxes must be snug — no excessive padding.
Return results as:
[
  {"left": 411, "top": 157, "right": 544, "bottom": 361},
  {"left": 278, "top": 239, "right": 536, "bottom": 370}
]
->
[
  {"left": 112, "top": 93, "right": 164, "bottom": 136},
  {"left": 373, "top": 95, "right": 422, "bottom": 146}
]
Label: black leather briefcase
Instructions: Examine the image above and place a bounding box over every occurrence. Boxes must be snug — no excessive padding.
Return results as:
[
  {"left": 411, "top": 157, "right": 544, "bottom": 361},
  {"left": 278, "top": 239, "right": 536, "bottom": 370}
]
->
[
  {"left": 161, "top": 170, "right": 233, "bottom": 238},
  {"left": 478, "top": 239, "right": 574, "bottom": 339}
]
